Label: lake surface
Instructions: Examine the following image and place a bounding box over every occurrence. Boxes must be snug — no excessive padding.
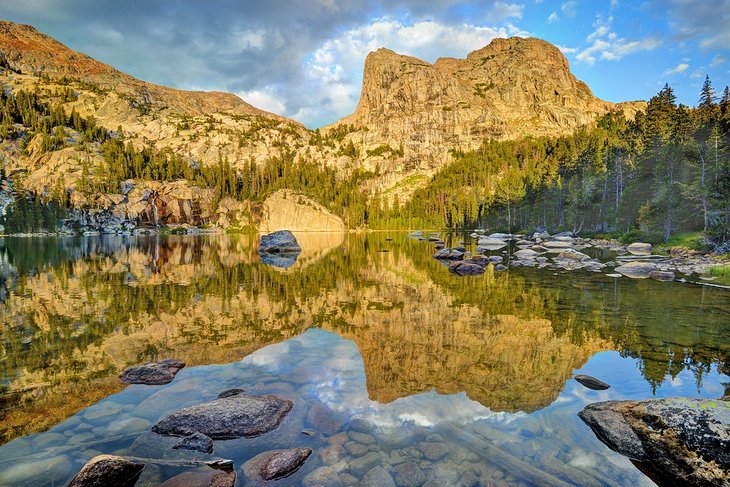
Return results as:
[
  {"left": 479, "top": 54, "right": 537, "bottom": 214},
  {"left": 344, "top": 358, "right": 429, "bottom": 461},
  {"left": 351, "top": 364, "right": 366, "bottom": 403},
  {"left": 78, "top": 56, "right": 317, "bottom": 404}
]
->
[{"left": 0, "top": 232, "right": 727, "bottom": 486}]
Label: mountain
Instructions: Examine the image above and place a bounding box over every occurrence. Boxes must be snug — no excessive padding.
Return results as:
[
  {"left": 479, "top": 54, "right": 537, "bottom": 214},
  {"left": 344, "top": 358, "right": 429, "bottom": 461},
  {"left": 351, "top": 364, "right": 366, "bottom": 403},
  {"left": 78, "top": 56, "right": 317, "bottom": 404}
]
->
[
  {"left": 330, "top": 37, "right": 645, "bottom": 196},
  {"left": 0, "top": 19, "right": 650, "bottom": 232},
  {"left": 0, "top": 20, "right": 288, "bottom": 120}
]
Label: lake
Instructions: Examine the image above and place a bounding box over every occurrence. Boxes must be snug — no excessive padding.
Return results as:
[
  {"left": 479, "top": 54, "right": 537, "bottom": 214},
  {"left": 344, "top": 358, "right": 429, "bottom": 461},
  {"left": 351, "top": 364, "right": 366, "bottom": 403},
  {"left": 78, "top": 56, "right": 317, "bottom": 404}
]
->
[{"left": 0, "top": 232, "right": 727, "bottom": 486}]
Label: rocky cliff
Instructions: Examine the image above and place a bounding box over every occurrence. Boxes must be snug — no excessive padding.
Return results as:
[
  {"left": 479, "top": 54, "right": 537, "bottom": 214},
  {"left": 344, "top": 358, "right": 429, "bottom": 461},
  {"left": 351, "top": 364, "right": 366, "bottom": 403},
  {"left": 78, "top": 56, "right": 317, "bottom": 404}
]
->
[{"left": 330, "top": 37, "right": 645, "bottom": 198}]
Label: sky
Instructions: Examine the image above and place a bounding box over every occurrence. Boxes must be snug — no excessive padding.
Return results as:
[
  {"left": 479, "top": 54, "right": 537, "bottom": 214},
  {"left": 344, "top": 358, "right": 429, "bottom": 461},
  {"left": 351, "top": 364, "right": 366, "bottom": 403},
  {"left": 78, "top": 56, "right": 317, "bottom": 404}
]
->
[{"left": 1, "top": 0, "right": 728, "bottom": 128}]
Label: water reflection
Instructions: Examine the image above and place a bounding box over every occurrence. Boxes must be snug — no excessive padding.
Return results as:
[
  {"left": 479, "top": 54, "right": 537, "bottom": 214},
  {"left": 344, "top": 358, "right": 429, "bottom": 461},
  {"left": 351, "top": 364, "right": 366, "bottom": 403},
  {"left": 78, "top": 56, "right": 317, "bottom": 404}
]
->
[
  {"left": 0, "top": 233, "right": 728, "bottom": 450},
  {"left": 0, "top": 329, "right": 725, "bottom": 486}
]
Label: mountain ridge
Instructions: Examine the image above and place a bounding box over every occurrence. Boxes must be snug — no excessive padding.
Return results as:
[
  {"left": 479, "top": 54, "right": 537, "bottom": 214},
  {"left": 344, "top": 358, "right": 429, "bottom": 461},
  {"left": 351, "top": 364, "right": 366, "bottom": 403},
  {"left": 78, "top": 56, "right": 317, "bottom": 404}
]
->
[{"left": 0, "top": 20, "right": 292, "bottom": 122}]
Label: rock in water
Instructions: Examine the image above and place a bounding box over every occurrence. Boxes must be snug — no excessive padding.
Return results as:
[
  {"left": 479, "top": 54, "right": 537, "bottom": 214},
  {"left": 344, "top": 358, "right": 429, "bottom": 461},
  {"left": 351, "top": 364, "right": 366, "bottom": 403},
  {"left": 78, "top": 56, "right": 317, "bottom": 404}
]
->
[
  {"left": 574, "top": 374, "right": 610, "bottom": 390},
  {"left": 649, "top": 270, "right": 675, "bottom": 282},
  {"left": 120, "top": 358, "right": 185, "bottom": 385},
  {"left": 258, "top": 230, "right": 301, "bottom": 254},
  {"left": 579, "top": 398, "right": 730, "bottom": 487},
  {"left": 243, "top": 448, "right": 313, "bottom": 481},
  {"left": 152, "top": 394, "right": 293, "bottom": 439},
  {"left": 626, "top": 242, "right": 653, "bottom": 255},
  {"left": 68, "top": 455, "right": 145, "bottom": 487},
  {"left": 173, "top": 432, "right": 214, "bottom": 454},
  {"left": 449, "top": 262, "right": 485, "bottom": 275},
  {"left": 161, "top": 468, "right": 236, "bottom": 487},
  {"left": 615, "top": 261, "right": 656, "bottom": 278},
  {"left": 217, "top": 388, "right": 246, "bottom": 399}
]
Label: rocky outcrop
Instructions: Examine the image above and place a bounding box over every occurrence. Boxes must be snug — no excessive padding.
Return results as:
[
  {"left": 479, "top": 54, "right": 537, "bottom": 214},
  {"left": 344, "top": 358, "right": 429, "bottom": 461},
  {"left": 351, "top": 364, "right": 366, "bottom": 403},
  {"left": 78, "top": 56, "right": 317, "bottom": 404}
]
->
[
  {"left": 259, "top": 190, "right": 346, "bottom": 233},
  {"left": 119, "top": 359, "right": 185, "bottom": 385},
  {"left": 68, "top": 455, "right": 145, "bottom": 487},
  {"left": 579, "top": 398, "right": 730, "bottom": 487},
  {"left": 151, "top": 394, "right": 293, "bottom": 439},
  {"left": 332, "top": 37, "right": 644, "bottom": 173}
]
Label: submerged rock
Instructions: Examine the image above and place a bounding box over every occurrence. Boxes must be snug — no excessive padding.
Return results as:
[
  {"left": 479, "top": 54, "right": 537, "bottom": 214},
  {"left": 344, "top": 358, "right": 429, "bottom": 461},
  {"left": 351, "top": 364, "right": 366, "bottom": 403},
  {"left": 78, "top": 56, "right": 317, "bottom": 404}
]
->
[
  {"left": 579, "top": 398, "right": 730, "bottom": 487},
  {"left": 68, "top": 455, "right": 145, "bottom": 487},
  {"left": 161, "top": 468, "right": 236, "bottom": 487},
  {"left": 152, "top": 394, "right": 293, "bottom": 439},
  {"left": 173, "top": 432, "right": 214, "bottom": 454},
  {"left": 243, "top": 447, "right": 312, "bottom": 482},
  {"left": 574, "top": 374, "right": 610, "bottom": 390},
  {"left": 120, "top": 358, "right": 185, "bottom": 385}
]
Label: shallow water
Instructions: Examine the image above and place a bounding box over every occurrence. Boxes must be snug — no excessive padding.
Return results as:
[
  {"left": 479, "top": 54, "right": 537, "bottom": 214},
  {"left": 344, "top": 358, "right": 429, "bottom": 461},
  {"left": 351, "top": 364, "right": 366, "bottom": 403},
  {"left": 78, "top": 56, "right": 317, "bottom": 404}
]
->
[{"left": 0, "top": 232, "right": 727, "bottom": 486}]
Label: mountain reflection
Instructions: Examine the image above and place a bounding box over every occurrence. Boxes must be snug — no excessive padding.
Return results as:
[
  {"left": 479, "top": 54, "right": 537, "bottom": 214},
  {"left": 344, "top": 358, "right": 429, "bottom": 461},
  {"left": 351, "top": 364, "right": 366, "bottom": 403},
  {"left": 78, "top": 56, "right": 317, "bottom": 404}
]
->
[{"left": 0, "top": 233, "right": 728, "bottom": 444}]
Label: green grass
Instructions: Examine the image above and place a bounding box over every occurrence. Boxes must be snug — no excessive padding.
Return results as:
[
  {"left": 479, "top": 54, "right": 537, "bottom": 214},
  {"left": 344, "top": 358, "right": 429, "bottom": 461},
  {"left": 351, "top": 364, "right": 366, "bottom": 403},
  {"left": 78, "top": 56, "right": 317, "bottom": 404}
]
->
[
  {"left": 655, "top": 232, "right": 707, "bottom": 253},
  {"left": 705, "top": 265, "right": 730, "bottom": 285}
]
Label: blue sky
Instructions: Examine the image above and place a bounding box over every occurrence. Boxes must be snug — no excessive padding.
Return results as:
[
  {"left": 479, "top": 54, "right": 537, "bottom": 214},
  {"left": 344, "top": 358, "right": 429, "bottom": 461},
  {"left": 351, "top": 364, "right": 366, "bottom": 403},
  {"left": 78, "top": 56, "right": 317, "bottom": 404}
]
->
[{"left": 1, "top": 0, "right": 728, "bottom": 127}]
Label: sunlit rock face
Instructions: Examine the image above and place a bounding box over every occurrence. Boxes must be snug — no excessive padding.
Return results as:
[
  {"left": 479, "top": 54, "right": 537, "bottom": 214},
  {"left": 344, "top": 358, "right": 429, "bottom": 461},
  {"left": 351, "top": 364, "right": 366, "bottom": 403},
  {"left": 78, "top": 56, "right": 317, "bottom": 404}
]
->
[{"left": 259, "top": 190, "right": 346, "bottom": 233}]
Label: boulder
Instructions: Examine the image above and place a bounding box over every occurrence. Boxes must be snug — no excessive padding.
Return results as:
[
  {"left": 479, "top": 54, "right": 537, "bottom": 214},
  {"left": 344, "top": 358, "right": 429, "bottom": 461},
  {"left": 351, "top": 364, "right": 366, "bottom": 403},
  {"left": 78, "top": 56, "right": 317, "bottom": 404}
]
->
[
  {"left": 152, "top": 394, "right": 293, "bottom": 439},
  {"left": 555, "top": 249, "right": 591, "bottom": 262},
  {"left": 615, "top": 261, "right": 656, "bottom": 279},
  {"left": 649, "top": 270, "right": 675, "bottom": 282},
  {"left": 579, "top": 398, "right": 730, "bottom": 487},
  {"left": 173, "top": 432, "right": 214, "bottom": 454},
  {"left": 574, "top": 375, "right": 610, "bottom": 390},
  {"left": 626, "top": 242, "right": 653, "bottom": 256},
  {"left": 432, "top": 248, "right": 464, "bottom": 260},
  {"left": 242, "top": 448, "right": 312, "bottom": 482},
  {"left": 494, "top": 264, "right": 508, "bottom": 271},
  {"left": 543, "top": 240, "right": 573, "bottom": 249},
  {"left": 68, "top": 455, "right": 144, "bottom": 487},
  {"left": 258, "top": 230, "right": 301, "bottom": 254},
  {"left": 120, "top": 359, "right": 185, "bottom": 385},
  {"left": 449, "top": 262, "right": 485, "bottom": 276},
  {"left": 476, "top": 238, "right": 507, "bottom": 250},
  {"left": 514, "top": 249, "right": 539, "bottom": 259}
]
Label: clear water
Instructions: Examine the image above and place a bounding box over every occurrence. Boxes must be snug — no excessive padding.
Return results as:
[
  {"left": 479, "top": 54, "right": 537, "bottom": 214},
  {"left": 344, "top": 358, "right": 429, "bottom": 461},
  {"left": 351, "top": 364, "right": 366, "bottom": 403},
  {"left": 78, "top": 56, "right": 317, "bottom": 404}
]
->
[{"left": 0, "top": 233, "right": 727, "bottom": 486}]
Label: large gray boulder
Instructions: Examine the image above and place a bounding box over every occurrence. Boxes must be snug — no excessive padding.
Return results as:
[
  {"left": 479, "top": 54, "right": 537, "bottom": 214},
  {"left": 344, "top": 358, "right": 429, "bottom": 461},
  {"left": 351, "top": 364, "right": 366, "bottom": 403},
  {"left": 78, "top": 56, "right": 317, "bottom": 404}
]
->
[
  {"left": 68, "top": 455, "right": 144, "bottom": 487},
  {"left": 120, "top": 359, "right": 185, "bottom": 385},
  {"left": 152, "top": 394, "right": 293, "bottom": 439},
  {"left": 615, "top": 261, "right": 656, "bottom": 278},
  {"left": 579, "top": 398, "right": 730, "bottom": 487},
  {"left": 259, "top": 230, "right": 301, "bottom": 254}
]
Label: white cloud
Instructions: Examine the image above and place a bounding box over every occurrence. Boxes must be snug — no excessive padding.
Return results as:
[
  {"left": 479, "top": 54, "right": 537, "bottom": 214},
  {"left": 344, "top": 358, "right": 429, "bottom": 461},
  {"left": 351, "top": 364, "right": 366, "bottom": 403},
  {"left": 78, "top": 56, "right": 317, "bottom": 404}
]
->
[
  {"left": 547, "top": 11, "right": 558, "bottom": 22},
  {"left": 663, "top": 0, "right": 730, "bottom": 51},
  {"left": 238, "top": 86, "right": 287, "bottom": 114},
  {"left": 491, "top": 1, "right": 524, "bottom": 20},
  {"left": 710, "top": 55, "right": 727, "bottom": 66},
  {"left": 557, "top": 44, "right": 578, "bottom": 54},
  {"left": 662, "top": 62, "right": 690, "bottom": 76},
  {"left": 575, "top": 15, "right": 661, "bottom": 66},
  {"left": 561, "top": 1, "right": 578, "bottom": 17},
  {"left": 294, "top": 17, "right": 519, "bottom": 126}
]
